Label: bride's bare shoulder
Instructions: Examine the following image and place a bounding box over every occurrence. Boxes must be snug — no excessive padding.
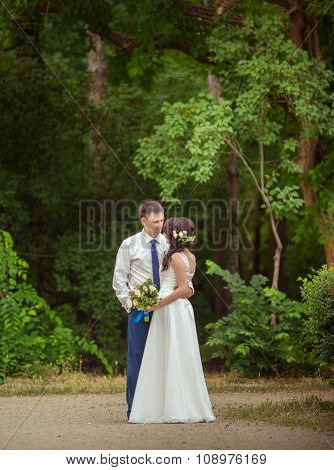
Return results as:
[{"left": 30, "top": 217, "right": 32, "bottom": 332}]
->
[
  {"left": 170, "top": 251, "right": 195, "bottom": 265},
  {"left": 169, "top": 252, "right": 183, "bottom": 262},
  {"left": 189, "top": 251, "right": 196, "bottom": 262},
  {"left": 169, "top": 252, "right": 186, "bottom": 270},
  {"left": 185, "top": 250, "right": 196, "bottom": 262}
]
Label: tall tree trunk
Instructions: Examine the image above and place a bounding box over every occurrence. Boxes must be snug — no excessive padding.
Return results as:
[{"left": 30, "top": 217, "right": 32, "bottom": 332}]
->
[
  {"left": 289, "top": 9, "right": 334, "bottom": 266},
  {"left": 219, "top": 150, "right": 239, "bottom": 311},
  {"left": 269, "top": 217, "right": 287, "bottom": 292},
  {"left": 86, "top": 26, "right": 108, "bottom": 190},
  {"left": 228, "top": 150, "right": 239, "bottom": 276},
  {"left": 253, "top": 195, "right": 263, "bottom": 275},
  {"left": 260, "top": 140, "right": 283, "bottom": 295},
  {"left": 208, "top": 71, "right": 239, "bottom": 313},
  {"left": 226, "top": 136, "right": 283, "bottom": 323}
]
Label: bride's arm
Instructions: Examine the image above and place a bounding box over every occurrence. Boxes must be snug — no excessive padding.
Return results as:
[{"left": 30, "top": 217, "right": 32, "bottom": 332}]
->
[
  {"left": 173, "top": 254, "right": 196, "bottom": 298},
  {"left": 144, "top": 254, "right": 189, "bottom": 312}
]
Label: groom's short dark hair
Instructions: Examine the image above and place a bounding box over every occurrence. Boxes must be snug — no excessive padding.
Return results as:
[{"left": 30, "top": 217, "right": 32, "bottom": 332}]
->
[{"left": 139, "top": 200, "right": 164, "bottom": 219}]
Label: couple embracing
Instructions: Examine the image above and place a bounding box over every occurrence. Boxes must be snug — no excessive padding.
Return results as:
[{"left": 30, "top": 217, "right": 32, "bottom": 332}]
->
[{"left": 113, "top": 200, "right": 216, "bottom": 424}]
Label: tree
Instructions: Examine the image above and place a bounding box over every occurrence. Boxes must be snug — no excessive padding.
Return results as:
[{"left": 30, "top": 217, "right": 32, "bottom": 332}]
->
[{"left": 134, "top": 16, "right": 332, "bottom": 295}]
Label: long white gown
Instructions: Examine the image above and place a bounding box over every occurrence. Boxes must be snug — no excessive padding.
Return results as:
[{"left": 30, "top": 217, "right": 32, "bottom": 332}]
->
[{"left": 128, "top": 251, "right": 216, "bottom": 424}]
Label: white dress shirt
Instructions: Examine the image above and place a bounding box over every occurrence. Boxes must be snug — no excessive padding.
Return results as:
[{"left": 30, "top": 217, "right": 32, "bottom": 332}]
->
[{"left": 112, "top": 228, "right": 194, "bottom": 313}]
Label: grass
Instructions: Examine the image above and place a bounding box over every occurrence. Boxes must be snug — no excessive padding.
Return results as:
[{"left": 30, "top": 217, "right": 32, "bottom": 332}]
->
[
  {"left": 221, "top": 395, "right": 334, "bottom": 433},
  {"left": 0, "top": 369, "right": 125, "bottom": 396},
  {"left": 205, "top": 372, "right": 334, "bottom": 393},
  {"left": 0, "top": 367, "right": 332, "bottom": 397}
]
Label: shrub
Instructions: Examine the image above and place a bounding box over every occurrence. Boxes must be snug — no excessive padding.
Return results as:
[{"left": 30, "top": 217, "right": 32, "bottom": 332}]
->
[
  {"left": 204, "top": 260, "right": 320, "bottom": 377},
  {"left": 53, "top": 231, "right": 127, "bottom": 370},
  {"left": 299, "top": 264, "right": 334, "bottom": 366},
  {"left": 0, "top": 229, "right": 113, "bottom": 383}
]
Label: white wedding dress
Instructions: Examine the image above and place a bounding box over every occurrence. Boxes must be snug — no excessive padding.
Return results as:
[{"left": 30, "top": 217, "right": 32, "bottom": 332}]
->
[{"left": 128, "top": 251, "right": 216, "bottom": 424}]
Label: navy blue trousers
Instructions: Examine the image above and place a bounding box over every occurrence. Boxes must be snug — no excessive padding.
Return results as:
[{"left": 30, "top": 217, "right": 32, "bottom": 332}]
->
[{"left": 126, "top": 308, "right": 153, "bottom": 414}]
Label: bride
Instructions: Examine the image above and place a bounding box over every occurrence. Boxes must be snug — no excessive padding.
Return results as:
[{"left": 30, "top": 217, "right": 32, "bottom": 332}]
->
[{"left": 128, "top": 217, "right": 216, "bottom": 424}]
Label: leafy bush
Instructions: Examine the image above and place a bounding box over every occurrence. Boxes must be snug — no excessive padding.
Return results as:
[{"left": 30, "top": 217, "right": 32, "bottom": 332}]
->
[
  {"left": 204, "top": 260, "right": 320, "bottom": 377},
  {"left": 53, "top": 231, "right": 127, "bottom": 370},
  {"left": 0, "top": 230, "right": 113, "bottom": 383},
  {"left": 299, "top": 265, "right": 334, "bottom": 366}
]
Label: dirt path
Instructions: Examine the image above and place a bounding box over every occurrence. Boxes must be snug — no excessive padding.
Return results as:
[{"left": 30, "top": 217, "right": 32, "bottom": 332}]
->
[{"left": 0, "top": 391, "right": 333, "bottom": 450}]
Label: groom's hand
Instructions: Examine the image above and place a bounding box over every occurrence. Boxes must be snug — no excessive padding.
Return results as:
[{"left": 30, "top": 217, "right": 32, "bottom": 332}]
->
[
  {"left": 174, "top": 285, "right": 193, "bottom": 298},
  {"left": 185, "top": 286, "right": 193, "bottom": 298}
]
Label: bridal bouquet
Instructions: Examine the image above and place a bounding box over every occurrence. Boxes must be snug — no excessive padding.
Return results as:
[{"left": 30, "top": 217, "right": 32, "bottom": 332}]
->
[{"left": 129, "top": 278, "right": 160, "bottom": 323}]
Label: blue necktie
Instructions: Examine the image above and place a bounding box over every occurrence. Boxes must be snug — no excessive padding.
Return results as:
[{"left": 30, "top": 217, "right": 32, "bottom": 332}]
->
[{"left": 150, "top": 239, "right": 160, "bottom": 290}]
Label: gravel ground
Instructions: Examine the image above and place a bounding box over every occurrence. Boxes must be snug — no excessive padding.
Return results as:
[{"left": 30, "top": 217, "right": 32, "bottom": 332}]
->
[{"left": 0, "top": 391, "right": 333, "bottom": 450}]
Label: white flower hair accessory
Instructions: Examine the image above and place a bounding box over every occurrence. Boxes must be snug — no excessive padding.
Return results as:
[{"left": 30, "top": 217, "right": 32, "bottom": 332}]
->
[{"left": 172, "top": 228, "right": 196, "bottom": 243}]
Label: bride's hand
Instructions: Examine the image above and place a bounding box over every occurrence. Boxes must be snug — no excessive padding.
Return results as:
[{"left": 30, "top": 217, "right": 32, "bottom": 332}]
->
[
  {"left": 144, "top": 305, "right": 154, "bottom": 313},
  {"left": 144, "top": 301, "right": 160, "bottom": 313}
]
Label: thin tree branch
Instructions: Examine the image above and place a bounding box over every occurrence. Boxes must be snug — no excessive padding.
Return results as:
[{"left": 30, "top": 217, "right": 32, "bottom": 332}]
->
[
  {"left": 108, "top": 30, "right": 213, "bottom": 63},
  {"left": 262, "top": 0, "right": 296, "bottom": 8},
  {"left": 259, "top": 140, "right": 265, "bottom": 192}
]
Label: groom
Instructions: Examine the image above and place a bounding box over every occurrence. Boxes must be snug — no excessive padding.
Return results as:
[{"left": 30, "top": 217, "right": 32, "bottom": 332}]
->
[{"left": 112, "top": 200, "right": 194, "bottom": 420}]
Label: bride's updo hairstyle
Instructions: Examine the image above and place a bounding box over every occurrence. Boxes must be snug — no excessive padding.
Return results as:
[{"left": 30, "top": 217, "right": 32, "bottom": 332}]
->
[{"left": 162, "top": 217, "right": 196, "bottom": 272}]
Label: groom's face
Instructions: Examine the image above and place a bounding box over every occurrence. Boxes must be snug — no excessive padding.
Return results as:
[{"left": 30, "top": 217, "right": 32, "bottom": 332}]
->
[{"left": 141, "top": 211, "right": 164, "bottom": 238}]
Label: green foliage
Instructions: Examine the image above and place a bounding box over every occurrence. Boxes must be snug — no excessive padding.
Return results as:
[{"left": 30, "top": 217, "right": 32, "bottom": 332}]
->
[
  {"left": 134, "top": 92, "right": 234, "bottom": 204},
  {"left": 299, "top": 265, "right": 334, "bottom": 365},
  {"left": 261, "top": 170, "right": 304, "bottom": 220},
  {"left": 106, "top": 0, "right": 210, "bottom": 87},
  {"left": 134, "top": 15, "right": 334, "bottom": 205},
  {"left": 305, "top": 149, "right": 334, "bottom": 243},
  {"left": 53, "top": 231, "right": 126, "bottom": 367},
  {"left": 210, "top": 15, "right": 334, "bottom": 140},
  {"left": 204, "top": 260, "right": 319, "bottom": 377},
  {"left": 1, "top": 0, "right": 334, "bottom": 379},
  {"left": 0, "top": 10, "right": 208, "bottom": 373},
  {"left": 0, "top": 230, "right": 113, "bottom": 383}
]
